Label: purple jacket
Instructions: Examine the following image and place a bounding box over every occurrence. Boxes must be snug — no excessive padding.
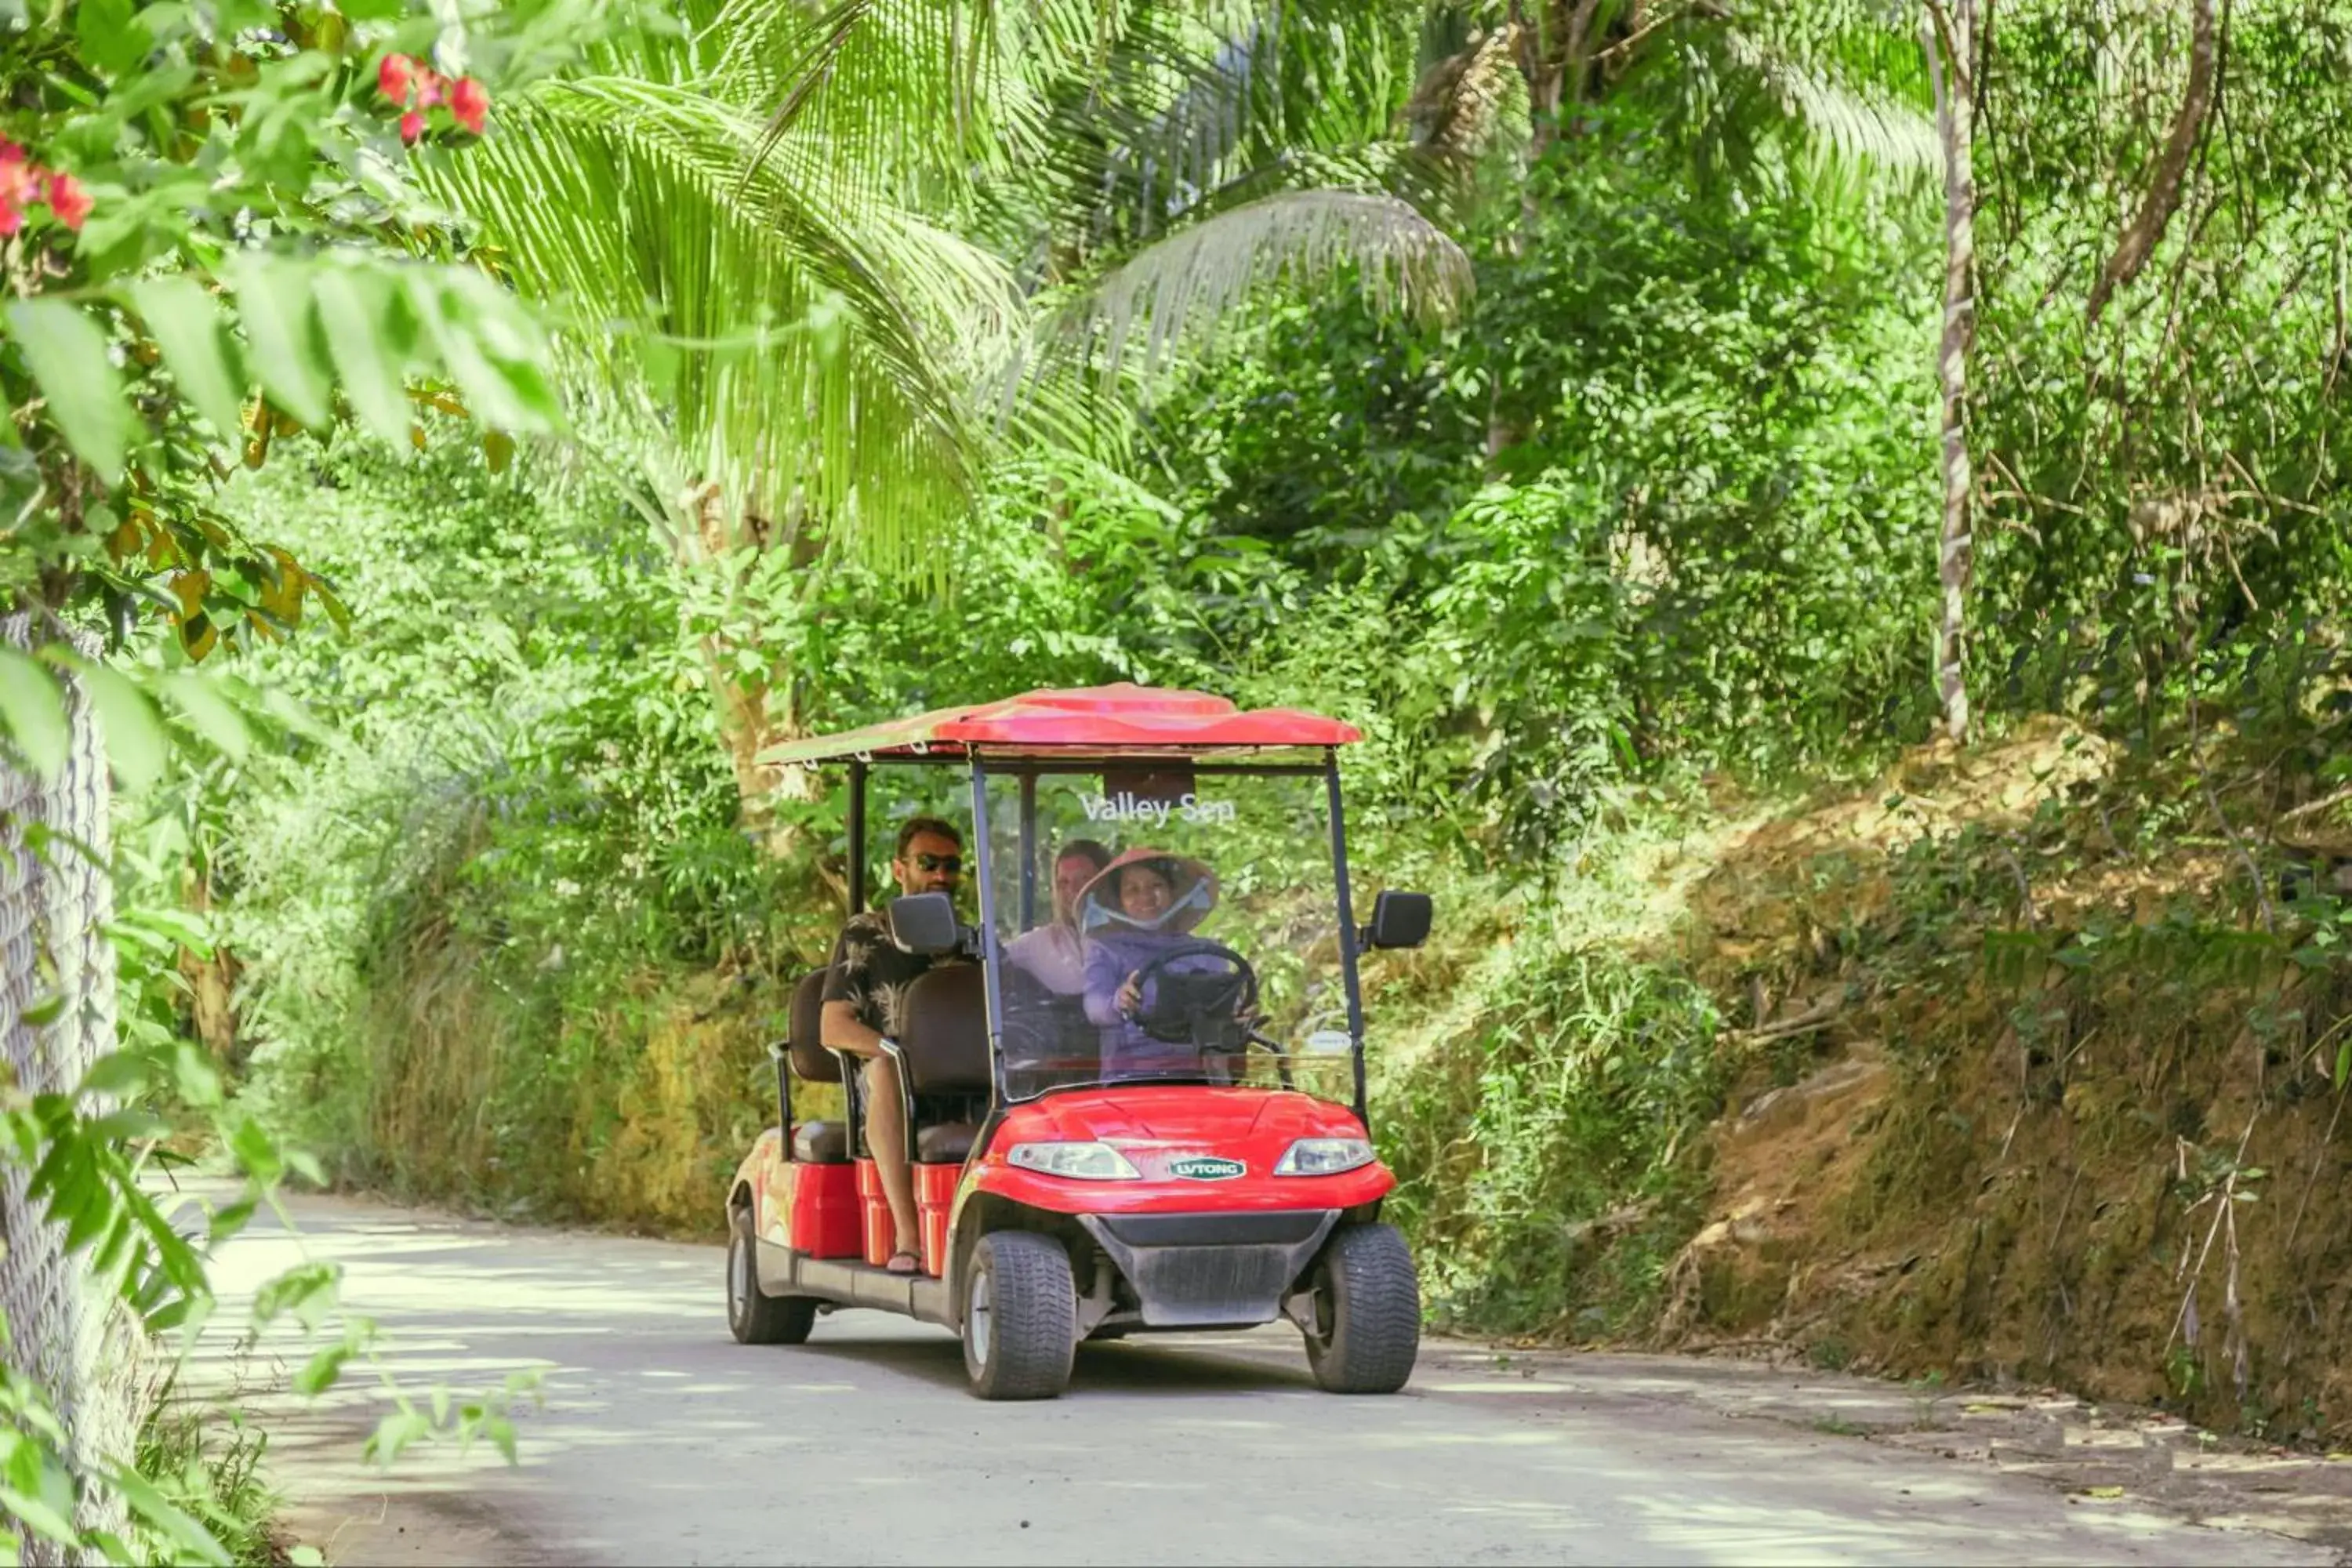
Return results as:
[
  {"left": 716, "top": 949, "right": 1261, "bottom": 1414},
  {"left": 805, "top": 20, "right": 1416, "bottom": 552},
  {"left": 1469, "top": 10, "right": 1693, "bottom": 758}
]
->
[{"left": 1082, "top": 928, "right": 1203, "bottom": 1078}]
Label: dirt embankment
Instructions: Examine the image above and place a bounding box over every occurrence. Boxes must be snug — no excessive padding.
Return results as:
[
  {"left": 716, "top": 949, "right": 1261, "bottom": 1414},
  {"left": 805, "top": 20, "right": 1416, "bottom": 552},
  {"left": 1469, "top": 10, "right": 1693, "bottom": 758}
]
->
[{"left": 1653, "top": 720, "right": 2352, "bottom": 1443}]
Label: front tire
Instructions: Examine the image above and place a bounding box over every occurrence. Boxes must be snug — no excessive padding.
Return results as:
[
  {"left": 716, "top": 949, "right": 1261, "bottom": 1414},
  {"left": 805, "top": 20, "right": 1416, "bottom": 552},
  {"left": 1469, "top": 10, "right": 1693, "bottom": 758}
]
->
[
  {"left": 728, "top": 1206, "right": 816, "bottom": 1345},
  {"left": 962, "top": 1232, "right": 1076, "bottom": 1400},
  {"left": 1302, "top": 1222, "right": 1419, "bottom": 1394}
]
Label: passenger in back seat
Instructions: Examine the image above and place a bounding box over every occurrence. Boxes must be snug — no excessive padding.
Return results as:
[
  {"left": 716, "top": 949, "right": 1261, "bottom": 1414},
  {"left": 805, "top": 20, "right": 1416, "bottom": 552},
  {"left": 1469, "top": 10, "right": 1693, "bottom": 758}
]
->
[
  {"left": 821, "top": 816, "right": 968, "bottom": 1276},
  {"left": 1006, "top": 837, "right": 1112, "bottom": 995}
]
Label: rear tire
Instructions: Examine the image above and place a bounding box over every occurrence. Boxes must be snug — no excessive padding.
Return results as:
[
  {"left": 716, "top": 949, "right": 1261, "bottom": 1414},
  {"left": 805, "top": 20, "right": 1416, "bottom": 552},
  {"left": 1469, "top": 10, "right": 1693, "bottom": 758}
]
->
[
  {"left": 962, "top": 1232, "right": 1076, "bottom": 1400},
  {"left": 1302, "top": 1222, "right": 1419, "bottom": 1394},
  {"left": 728, "top": 1206, "right": 816, "bottom": 1345}
]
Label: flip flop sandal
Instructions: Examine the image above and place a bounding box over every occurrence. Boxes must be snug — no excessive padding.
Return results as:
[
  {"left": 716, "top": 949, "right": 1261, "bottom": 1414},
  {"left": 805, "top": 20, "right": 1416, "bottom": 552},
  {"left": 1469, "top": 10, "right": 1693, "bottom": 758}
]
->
[{"left": 884, "top": 1249, "right": 923, "bottom": 1276}]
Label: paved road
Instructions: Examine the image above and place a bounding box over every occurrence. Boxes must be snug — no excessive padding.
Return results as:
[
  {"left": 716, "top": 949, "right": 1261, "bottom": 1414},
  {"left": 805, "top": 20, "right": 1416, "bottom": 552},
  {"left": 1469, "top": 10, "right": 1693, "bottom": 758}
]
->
[{"left": 190, "top": 1191, "right": 2324, "bottom": 1567}]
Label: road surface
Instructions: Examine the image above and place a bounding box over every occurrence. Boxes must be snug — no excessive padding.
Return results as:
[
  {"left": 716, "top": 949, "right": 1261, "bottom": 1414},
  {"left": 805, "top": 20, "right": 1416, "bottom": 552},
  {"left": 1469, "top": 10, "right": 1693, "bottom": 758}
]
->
[{"left": 188, "top": 1190, "right": 2327, "bottom": 1566}]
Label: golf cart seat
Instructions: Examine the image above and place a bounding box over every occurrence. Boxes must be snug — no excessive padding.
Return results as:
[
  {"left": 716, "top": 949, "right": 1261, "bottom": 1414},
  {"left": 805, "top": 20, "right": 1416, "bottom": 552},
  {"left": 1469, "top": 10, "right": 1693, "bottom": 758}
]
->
[
  {"left": 785, "top": 967, "right": 851, "bottom": 1164},
  {"left": 899, "top": 965, "right": 989, "bottom": 1166},
  {"left": 916, "top": 1122, "right": 978, "bottom": 1163}
]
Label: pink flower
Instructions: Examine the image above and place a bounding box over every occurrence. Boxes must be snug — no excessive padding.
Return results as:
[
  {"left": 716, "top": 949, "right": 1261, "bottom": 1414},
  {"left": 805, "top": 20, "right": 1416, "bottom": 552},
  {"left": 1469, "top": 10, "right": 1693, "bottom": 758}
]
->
[
  {"left": 0, "top": 156, "right": 35, "bottom": 210},
  {"left": 449, "top": 77, "right": 488, "bottom": 136},
  {"left": 378, "top": 53, "right": 415, "bottom": 104},
  {"left": 400, "top": 110, "right": 426, "bottom": 144},
  {"left": 0, "top": 199, "right": 20, "bottom": 238},
  {"left": 0, "top": 142, "right": 23, "bottom": 165},
  {"left": 43, "top": 172, "right": 89, "bottom": 231},
  {"left": 415, "top": 70, "right": 444, "bottom": 109}
]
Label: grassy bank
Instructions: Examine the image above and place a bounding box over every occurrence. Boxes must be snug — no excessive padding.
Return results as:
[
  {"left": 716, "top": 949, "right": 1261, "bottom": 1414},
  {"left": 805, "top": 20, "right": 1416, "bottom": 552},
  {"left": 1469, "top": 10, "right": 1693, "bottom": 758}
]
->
[{"left": 1377, "top": 718, "right": 2352, "bottom": 1441}]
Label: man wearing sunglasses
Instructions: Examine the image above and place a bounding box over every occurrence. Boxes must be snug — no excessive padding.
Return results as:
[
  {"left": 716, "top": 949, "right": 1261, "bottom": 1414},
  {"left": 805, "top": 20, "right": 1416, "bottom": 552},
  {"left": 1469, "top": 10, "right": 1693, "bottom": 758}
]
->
[{"left": 820, "top": 816, "right": 967, "bottom": 1275}]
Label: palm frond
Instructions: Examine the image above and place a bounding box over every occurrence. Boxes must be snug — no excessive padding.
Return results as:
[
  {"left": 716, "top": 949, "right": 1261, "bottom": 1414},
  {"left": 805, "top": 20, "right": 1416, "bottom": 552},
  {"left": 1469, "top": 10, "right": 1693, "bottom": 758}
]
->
[
  {"left": 1721, "top": 27, "right": 1940, "bottom": 176},
  {"left": 1044, "top": 188, "right": 1472, "bottom": 385},
  {"left": 432, "top": 72, "right": 989, "bottom": 568}
]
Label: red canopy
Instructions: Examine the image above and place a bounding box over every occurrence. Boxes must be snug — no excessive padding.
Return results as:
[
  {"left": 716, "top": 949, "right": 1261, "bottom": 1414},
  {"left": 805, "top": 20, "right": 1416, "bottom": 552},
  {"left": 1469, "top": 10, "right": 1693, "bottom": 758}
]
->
[{"left": 758, "top": 684, "right": 1361, "bottom": 765}]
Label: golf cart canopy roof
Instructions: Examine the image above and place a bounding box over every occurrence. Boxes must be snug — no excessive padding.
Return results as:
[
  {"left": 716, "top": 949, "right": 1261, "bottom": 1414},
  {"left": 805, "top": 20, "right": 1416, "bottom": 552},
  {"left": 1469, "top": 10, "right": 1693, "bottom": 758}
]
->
[{"left": 757, "top": 684, "right": 1362, "bottom": 767}]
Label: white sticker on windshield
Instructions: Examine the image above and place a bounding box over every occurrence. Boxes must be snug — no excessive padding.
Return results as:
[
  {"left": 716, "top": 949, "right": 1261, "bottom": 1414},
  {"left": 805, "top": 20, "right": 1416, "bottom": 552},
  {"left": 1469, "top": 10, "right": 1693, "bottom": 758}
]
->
[{"left": 1305, "top": 1030, "right": 1354, "bottom": 1054}]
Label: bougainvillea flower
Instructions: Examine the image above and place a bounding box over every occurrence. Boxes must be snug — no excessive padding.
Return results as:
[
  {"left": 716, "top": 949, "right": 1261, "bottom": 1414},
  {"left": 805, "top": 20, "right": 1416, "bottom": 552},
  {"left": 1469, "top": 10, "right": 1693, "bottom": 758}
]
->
[
  {"left": 400, "top": 111, "right": 426, "bottom": 144},
  {"left": 44, "top": 172, "right": 90, "bottom": 231},
  {"left": 378, "top": 53, "right": 415, "bottom": 103},
  {"left": 416, "top": 70, "right": 445, "bottom": 109},
  {"left": 0, "top": 199, "right": 20, "bottom": 238},
  {"left": 0, "top": 142, "right": 24, "bottom": 165},
  {"left": 0, "top": 156, "right": 35, "bottom": 209},
  {"left": 450, "top": 78, "right": 488, "bottom": 135}
]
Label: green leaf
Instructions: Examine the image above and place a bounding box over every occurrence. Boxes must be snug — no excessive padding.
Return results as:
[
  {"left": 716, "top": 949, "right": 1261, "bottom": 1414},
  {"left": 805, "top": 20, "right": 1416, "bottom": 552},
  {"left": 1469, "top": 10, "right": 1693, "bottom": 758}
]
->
[
  {"left": 74, "top": 0, "right": 147, "bottom": 74},
  {"left": 61, "top": 657, "right": 169, "bottom": 790},
  {"left": 6, "top": 299, "right": 133, "bottom": 483},
  {"left": 227, "top": 1116, "right": 283, "bottom": 1186},
  {"left": 226, "top": 260, "right": 332, "bottom": 429},
  {"left": 292, "top": 1342, "right": 354, "bottom": 1397},
  {"left": 0, "top": 1474, "right": 82, "bottom": 1548},
  {"left": 408, "top": 271, "right": 560, "bottom": 434},
  {"left": 206, "top": 1197, "right": 257, "bottom": 1244},
  {"left": 311, "top": 267, "right": 412, "bottom": 445},
  {"left": 127, "top": 278, "right": 248, "bottom": 444},
  {"left": 0, "top": 648, "right": 70, "bottom": 779},
  {"left": 364, "top": 1408, "right": 431, "bottom": 1467},
  {"left": 78, "top": 1051, "right": 155, "bottom": 1100},
  {"left": 160, "top": 672, "right": 252, "bottom": 760},
  {"left": 260, "top": 688, "right": 332, "bottom": 745},
  {"left": 88, "top": 1109, "right": 170, "bottom": 1142},
  {"left": 106, "top": 1465, "right": 232, "bottom": 1567}
]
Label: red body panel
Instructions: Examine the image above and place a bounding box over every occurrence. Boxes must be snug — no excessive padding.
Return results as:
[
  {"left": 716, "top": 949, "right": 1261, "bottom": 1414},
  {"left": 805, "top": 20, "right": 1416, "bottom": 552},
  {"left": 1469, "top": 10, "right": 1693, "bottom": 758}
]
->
[
  {"left": 848, "top": 1157, "right": 964, "bottom": 1273},
  {"left": 786, "top": 1160, "right": 861, "bottom": 1258},
  {"left": 961, "top": 1087, "right": 1395, "bottom": 1219},
  {"left": 759, "top": 683, "right": 1361, "bottom": 764},
  {"left": 854, "top": 1159, "right": 891, "bottom": 1265},
  {"left": 728, "top": 1131, "right": 861, "bottom": 1258},
  {"left": 916, "top": 1164, "right": 958, "bottom": 1276}
]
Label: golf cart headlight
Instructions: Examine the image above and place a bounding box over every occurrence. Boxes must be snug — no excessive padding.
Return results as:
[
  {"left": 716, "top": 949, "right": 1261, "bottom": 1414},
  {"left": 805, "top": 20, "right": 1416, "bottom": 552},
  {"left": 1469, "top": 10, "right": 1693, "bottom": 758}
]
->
[
  {"left": 1007, "top": 1142, "right": 1142, "bottom": 1181},
  {"left": 1275, "top": 1138, "right": 1376, "bottom": 1176}
]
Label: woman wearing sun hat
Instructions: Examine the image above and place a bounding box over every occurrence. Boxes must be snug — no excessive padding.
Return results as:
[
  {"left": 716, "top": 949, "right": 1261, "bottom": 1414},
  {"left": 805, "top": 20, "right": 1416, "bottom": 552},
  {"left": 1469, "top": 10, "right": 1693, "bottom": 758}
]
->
[{"left": 1077, "top": 847, "right": 1225, "bottom": 1080}]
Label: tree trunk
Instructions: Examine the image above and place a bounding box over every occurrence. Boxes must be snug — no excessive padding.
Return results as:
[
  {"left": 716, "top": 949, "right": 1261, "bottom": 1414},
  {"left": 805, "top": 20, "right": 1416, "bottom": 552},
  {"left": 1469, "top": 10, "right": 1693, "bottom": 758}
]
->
[
  {"left": 678, "top": 481, "right": 824, "bottom": 858},
  {"left": 1923, "top": 0, "right": 1978, "bottom": 746},
  {"left": 2085, "top": 0, "right": 2220, "bottom": 326}
]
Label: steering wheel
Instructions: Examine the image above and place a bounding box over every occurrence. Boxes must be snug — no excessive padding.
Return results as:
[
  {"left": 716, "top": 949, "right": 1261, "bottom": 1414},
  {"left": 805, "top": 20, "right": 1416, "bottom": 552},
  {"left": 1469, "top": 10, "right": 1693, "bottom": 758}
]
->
[{"left": 1127, "top": 940, "right": 1260, "bottom": 1051}]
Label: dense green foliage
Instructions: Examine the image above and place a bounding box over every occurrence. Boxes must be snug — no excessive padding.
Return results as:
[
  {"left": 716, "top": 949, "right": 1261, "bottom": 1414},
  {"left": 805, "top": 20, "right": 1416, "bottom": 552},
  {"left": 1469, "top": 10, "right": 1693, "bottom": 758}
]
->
[{"left": 207, "top": 3, "right": 2352, "bottom": 1360}]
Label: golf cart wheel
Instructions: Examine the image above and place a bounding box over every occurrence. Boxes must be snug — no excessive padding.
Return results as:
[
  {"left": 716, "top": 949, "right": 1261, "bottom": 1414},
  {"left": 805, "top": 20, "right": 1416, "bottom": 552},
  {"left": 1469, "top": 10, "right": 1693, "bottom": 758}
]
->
[
  {"left": 1303, "top": 1222, "right": 1420, "bottom": 1394},
  {"left": 963, "top": 1232, "right": 1076, "bottom": 1400},
  {"left": 728, "top": 1207, "right": 816, "bottom": 1346}
]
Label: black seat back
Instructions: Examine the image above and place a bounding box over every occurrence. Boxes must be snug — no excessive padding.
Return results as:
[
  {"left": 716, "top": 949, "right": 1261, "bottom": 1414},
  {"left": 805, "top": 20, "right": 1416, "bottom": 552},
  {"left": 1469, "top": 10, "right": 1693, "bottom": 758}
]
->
[
  {"left": 898, "top": 964, "right": 992, "bottom": 1094},
  {"left": 788, "top": 967, "right": 841, "bottom": 1083}
]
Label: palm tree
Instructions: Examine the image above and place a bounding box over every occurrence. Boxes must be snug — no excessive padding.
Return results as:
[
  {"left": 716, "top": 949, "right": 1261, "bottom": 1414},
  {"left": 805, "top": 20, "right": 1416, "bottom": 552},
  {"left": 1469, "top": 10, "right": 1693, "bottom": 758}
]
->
[{"left": 431, "top": 0, "right": 1478, "bottom": 833}]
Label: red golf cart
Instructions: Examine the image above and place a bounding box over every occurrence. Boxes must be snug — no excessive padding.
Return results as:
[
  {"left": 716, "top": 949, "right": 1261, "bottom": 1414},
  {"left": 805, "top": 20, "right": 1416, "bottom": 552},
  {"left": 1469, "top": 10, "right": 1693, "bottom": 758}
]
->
[{"left": 722, "top": 684, "right": 1432, "bottom": 1400}]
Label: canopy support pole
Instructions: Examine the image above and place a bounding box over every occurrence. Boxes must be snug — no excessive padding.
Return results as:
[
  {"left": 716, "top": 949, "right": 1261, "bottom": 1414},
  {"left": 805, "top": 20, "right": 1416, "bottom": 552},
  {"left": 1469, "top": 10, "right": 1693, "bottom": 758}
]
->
[
  {"left": 969, "top": 756, "right": 1010, "bottom": 1105},
  {"left": 848, "top": 760, "right": 867, "bottom": 917},
  {"left": 1325, "top": 750, "right": 1370, "bottom": 1125},
  {"left": 1018, "top": 774, "right": 1039, "bottom": 929}
]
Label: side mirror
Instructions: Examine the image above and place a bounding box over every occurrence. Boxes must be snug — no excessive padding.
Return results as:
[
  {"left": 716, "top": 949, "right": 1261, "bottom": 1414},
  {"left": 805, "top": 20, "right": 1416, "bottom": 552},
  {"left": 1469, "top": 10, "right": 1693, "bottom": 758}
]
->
[
  {"left": 1361, "top": 890, "right": 1432, "bottom": 951},
  {"left": 887, "top": 891, "right": 961, "bottom": 956}
]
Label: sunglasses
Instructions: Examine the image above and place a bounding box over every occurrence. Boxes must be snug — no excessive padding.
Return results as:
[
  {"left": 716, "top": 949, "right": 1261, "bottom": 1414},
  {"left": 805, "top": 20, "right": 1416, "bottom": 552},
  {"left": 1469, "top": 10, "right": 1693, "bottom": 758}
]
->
[{"left": 913, "top": 852, "right": 964, "bottom": 874}]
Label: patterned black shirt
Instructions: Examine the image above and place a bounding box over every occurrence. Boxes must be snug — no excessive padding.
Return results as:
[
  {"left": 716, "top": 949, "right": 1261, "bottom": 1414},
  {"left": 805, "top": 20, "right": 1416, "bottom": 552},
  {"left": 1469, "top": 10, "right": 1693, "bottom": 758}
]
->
[{"left": 819, "top": 908, "right": 964, "bottom": 1040}]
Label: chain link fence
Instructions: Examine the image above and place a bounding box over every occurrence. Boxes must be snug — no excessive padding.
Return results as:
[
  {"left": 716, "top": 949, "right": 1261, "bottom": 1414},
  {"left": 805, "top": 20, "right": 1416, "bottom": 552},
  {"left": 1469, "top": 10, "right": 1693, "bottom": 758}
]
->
[{"left": 0, "top": 614, "right": 132, "bottom": 1565}]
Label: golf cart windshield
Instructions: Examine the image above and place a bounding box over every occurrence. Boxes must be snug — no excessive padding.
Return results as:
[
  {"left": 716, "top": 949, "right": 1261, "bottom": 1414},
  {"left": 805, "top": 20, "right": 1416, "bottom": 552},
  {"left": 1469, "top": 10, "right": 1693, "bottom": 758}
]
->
[{"left": 979, "top": 764, "right": 1356, "bottom": 1106}]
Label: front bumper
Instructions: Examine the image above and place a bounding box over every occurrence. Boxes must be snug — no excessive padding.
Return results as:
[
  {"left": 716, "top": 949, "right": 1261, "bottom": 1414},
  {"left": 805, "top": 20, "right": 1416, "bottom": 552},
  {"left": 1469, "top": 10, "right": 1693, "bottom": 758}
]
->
[{"left": 1077, "top": 1209, "right": 1338, "bottom": 1327}]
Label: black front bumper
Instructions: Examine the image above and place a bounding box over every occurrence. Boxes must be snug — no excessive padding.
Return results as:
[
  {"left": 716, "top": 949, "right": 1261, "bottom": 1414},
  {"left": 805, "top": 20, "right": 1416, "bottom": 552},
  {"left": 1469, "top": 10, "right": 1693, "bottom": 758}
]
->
[{"left": 1077, "top": 1210, "right": 1339, "bottom": 1327}]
